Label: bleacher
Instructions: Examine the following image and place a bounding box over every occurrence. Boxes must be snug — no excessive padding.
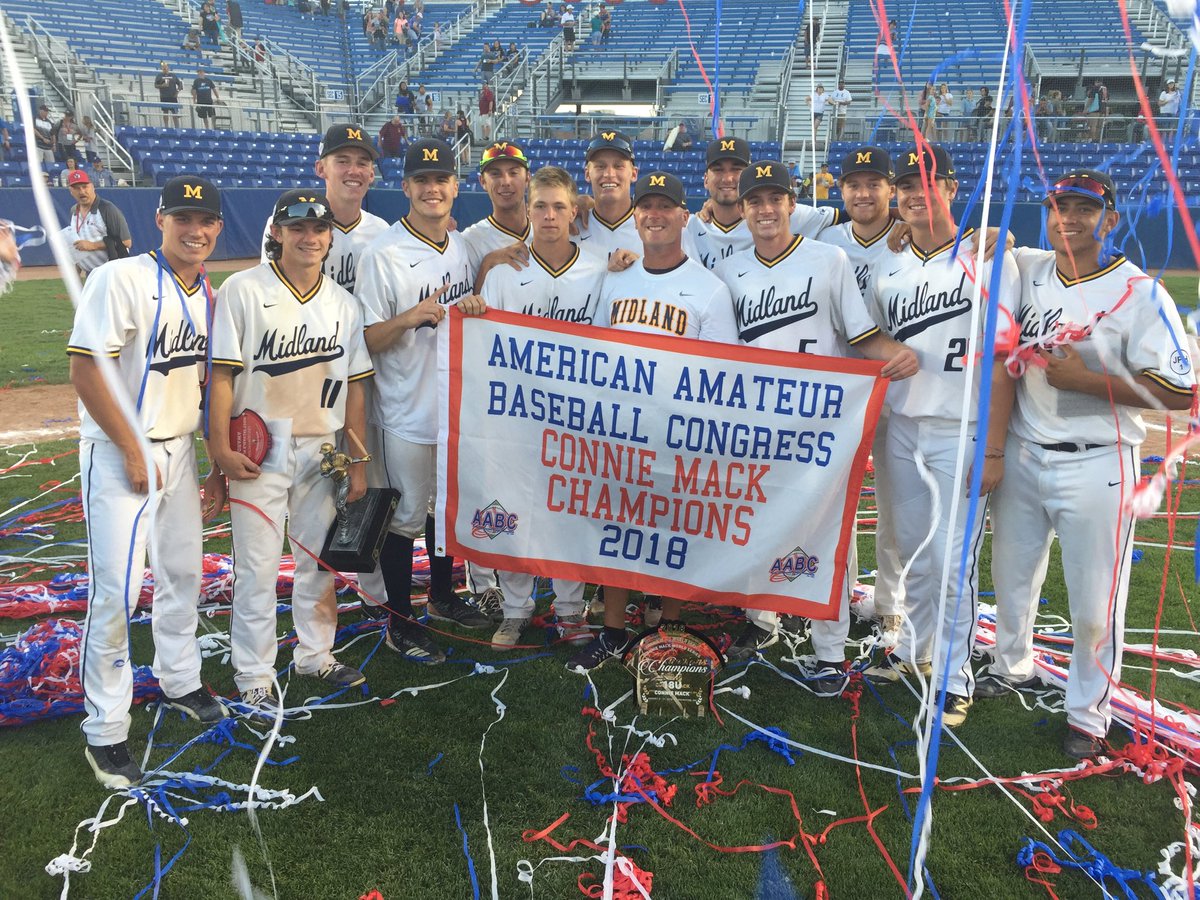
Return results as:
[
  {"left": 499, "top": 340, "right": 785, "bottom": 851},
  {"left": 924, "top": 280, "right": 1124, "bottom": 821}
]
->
[
  {"left": 4, "top": 0, "right": 226, "bottom": 81},
  {"left": 410, "top": 4, "right": 559, "bottom": 91},
  {"left": 845, "top": 0, "right": 1146, "bottom": 98},
  {"left": 567, "top": 1, "right": 803, "bottom": 104}
]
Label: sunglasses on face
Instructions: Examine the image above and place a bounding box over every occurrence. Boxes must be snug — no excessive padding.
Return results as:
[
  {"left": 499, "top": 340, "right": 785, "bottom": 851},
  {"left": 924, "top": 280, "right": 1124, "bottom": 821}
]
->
[
  {"left": 1047, "top": 174, "right": 1113, "bottom": 208},
  {"left": 277, "top": 201, "right": 330, "bottom": 221},
  {"left": 479, "top": 143, "right": 529, "bottom": 169}
]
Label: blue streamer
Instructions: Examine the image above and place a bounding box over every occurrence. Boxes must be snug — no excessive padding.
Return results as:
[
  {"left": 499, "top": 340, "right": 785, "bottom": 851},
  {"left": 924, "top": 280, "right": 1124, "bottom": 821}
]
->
[
  {"left": 1016, "top": 830, "right": 1169, "bottom": 898},
  {"left": 454, "top": 802, "right": 482, "bottom": 900}
]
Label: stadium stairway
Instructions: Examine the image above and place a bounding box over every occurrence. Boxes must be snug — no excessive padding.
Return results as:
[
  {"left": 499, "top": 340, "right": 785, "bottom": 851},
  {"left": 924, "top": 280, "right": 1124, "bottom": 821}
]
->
[{"left": 782, "top": 2, "right": 848, "bottom": 153}]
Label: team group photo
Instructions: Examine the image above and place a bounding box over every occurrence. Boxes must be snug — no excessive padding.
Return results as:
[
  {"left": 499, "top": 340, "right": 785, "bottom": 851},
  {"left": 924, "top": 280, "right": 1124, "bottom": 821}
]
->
[{"left": 1, "top": 0, "right": 1199, "bottom": 897}]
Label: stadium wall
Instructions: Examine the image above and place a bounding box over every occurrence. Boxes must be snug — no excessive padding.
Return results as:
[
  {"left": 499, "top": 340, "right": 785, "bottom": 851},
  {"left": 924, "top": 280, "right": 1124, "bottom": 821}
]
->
[{"left": 3, "top": 188, "right": 1199, "bottom": 272}]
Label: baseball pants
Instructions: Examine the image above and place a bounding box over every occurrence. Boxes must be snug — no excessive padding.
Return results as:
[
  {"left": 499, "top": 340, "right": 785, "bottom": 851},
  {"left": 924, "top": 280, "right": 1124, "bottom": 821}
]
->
[
  {"left": 989, "top": 438, "right": 1138, "bottom": 737},
  {"left": 887, "top": 415, "right": 988, "bottom": 698},
  {"left": 871, "top": 410, "right": 906, "bottom": 618},
  {"left": 497, "top": 571, "right": 585, "bottom": 619},
  {"left": 229, "top": 434, "right": 340, "bottom": 692},
  {"left": 80, "top": 436, "right": 203, "bottom": 746},
  {"left": 745, "top": 522, "right": 855, "bottom": 662}
]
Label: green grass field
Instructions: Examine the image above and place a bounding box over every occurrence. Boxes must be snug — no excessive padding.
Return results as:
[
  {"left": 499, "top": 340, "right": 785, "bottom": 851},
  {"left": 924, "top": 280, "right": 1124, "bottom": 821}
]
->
[{"left": 0, "top": 274, "right": 1197, "bottom": 899}]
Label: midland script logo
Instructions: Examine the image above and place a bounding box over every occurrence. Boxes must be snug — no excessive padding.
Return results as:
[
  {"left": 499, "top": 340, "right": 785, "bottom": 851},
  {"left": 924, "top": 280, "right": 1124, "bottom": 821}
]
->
[
  {"left": 768, "top": 546, "right": 819, "bottom": 582},
  {"left": 471, "top": 501, "right": 518, "bottom": 539}
]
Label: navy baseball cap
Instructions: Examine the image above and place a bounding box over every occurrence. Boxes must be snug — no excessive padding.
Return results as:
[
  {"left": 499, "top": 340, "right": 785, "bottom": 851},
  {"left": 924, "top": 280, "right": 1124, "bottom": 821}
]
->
[
  {"left": 319, "top": 122, "right": 379, "bottom": 160},
  {"left": 586, "top": 130, "right": 634, "bottom": 161},
  {"left": 404, "top": 138, "right": 457, "bottom": 178},
  {"left": 633, "top": 171, "right": 686, "bottom": 207},
  {"left": 1044, "top": 169, "right": 1116, "bottom": 210},
  {"left": 159, "top": 175, "right": 222, "bottom": 217},
  {"left": 892, "top": 144, "right": 956, "bottom": 182},
  {"left": 705, "top": 136, "right": 751, "bottom": 168},
  {"left": 272, "top": 189, "right": 334, "bottom": 225},
  {"left": 839, "top": 146, "right": 893, "bottom": 180},
  {"left": 737, "top": 160, "right": 792, "bottom": 200}
]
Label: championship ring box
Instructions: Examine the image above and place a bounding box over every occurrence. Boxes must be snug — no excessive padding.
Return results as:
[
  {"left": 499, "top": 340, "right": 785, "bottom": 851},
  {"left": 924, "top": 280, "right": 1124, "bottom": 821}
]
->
[
  {"left": 319, "top": 488, "right": 400, "bottom": 573},
  {"left": 624, "top": 624, "right": 724, "bottom": 718},
  {"left": 228, "top": 409, "right": 271, "bottom": 466}
]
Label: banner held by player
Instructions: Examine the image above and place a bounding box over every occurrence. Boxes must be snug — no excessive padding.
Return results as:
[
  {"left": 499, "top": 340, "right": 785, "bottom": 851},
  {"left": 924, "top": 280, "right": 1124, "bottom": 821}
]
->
[{"left": 437, "top": 308, "right": 888, "bottom": 618}]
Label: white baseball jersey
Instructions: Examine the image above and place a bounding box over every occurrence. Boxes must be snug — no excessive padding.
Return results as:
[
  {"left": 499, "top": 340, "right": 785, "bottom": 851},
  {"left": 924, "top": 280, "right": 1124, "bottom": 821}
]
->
[
  {"left": 866, "top": 229, "right": 1019, "bottom": 422},
  {"left": 717, "top": 235, "right": 879, "bottom": 355},
  {"left": 259, "top": 210, "right": 388, "bottom": 293},
  {"left": 67, "top": 251, "right": 209, "bottom": 441},
  {"left": 597, "top": 256, "right": 738, "bottom": 343},
  {"left": 211, "top": 261, "right": 374, "bottom": 436},
  {"left": 1009, "top": 248, "right": 1195, "bottom": 446},
  {"left": 577, "top": 205, "right": 643, "bottom": 258},
  {"left": 460, "top": 214, "right": 532, "bottom": 274},
  {"left": 682, "top": 207, "right": 841, "bottom": 272},
  {"left": 356, "top": 216, "right": 474, "bottom": 443},
  {"left": 482, "top": 242, "right": 606, "bottom": 323},
  {"left": 818, "top": 219, "right": 897, "bottom": 300}
]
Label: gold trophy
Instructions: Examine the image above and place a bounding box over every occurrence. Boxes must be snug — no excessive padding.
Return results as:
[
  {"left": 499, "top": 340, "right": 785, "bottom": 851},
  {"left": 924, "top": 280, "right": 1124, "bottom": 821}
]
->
[{"left": 318, "top": 429, "right": 400, "bottom": 572}]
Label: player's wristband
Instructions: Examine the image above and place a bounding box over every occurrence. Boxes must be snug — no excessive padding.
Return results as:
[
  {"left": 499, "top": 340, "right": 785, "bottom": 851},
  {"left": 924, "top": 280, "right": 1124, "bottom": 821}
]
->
[{"left": 983, "top": 449, "right": 1005, "bottom": 459}]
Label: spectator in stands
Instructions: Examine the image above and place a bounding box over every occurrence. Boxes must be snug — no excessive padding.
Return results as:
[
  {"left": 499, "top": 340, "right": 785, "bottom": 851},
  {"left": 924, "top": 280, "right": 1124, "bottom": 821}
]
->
[
  {"left": 801, "top": 17, "right": 821, "bottom": 65},
  {"left": 479, "top": 82, "right": 496, "bottom": 142},
  {"left": 424, "top": 95, "right": 435, "bottom": 133},
  {"left": 226, "top": 0, "right": 243, "bottom": 40},
  {"left": 1046, "top": 89, "right": 1064, "bottom": 140},
  {"left": 440, "top": 109, "right": 456, "bottom": 141},
  {"left": 973, "top": 86, "right": 994, "bottom": 140},
  {"left": 77, "top": 115, "right": 98, "bottom": 163},
  {"left": 379, "top": 115, "right": 407, "bottom": 157},
  {"left": 919, "top": 83, "right": 937, "bottom": 139},
  {"left": 539, "top": 3, "right": 558, "bottom": 27},
  {"left": 936, "top": 84, "right": 955, "bottom": 141},
  {"left": 200, "top": 2, "right": 221, "bottom": 48},
  {"left": 394, "top": 11, "right": 410, "bottom": 51},
  {"left": 590, "top": 8, "right": 603, "bottom": 47},
  {"left": 321, "top": 0, "right": 331, "bottom": 15},
  {"left": 1159, "top": 79, "right": 1181, "bottom": 129},
  {"left": 787, "top": 159, "right": 802, "bottom": 184},
  {"left": 830, "top": 80, "right": 852, "bottom": 139},
  {"left": 182, "top": 24, "right": 202, "bottom": 53},
  {"left": 504, "top": 41, "right": 520, "bottom": 72},
  {"left": 667, "top": 121, "right": 693, "bottom": 152},
  {"left": 59, "top": 157, "right": 82, "bottom": 187},
  {"left": 561, "top": 4, "right": 577, "bottom": 51},
  {"left": 56, "top": 111, "right": 82, "bottom": 164},
  {"left": 600, "top": 2, "right": 612, "bottom": 45},
  {"left": 156, "top": 63, "right": 184, "bottom": 128},
  {"left": 455, "top": 109, "right": 474, "bottom": 144},
  {"left": 90, "top": 157, "right": 116, "bottom": 189},
  {"left": 1085, "top": 78, "right": 1109, "bottom": 141},
  {"left": 813, "top": 163, "right": 834, "bottom": 200},
  {"left": 33, "top": 104, "right": 56, "bottom": 166},
  {"left": 433, "top": 21, "right": 442, "bottom": 53},
  {"left": 0, "top": 119, "right": 11, "bottom": 161},
  {"left": 192, "top": 67, "right": 220, "bottom": 130},
  {"left": 809, "top": 84, "right": 829, "bottom": 132},
  {"left": 478, "top": 41, "right": 499, "bottom": 77},
  {"left": 60, "top": 170, "right": 132, "bottom": 281},
  {"left": 414, "top": 83, "right": 431, "bottom": 129},
  {"left": 395, "top": 81, "right": 415, "bottom": 123}
]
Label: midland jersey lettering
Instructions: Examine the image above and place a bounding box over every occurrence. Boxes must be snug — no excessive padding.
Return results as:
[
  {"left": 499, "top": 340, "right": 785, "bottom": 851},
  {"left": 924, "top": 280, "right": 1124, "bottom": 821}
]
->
[
  {"left": 609, "top": 297, "right": 689, "bottom": 336},
  {"left": 886, "top": 270, "right": 971, "bottom": 341},
  {"left": 735, "top": 278, "right": 817, "bottom": 343}
]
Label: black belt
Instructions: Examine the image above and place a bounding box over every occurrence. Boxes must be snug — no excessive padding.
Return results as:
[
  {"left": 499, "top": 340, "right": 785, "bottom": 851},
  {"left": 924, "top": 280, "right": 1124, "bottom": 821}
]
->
[{"left": 1038, "top": 442, "right": 1105, "bottom": 453}]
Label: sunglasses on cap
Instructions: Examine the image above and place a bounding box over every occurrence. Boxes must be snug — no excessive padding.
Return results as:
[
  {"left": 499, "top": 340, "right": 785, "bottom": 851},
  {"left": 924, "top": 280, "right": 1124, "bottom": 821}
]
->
[
  {"left": 1047, "top": 174, "right": 1114, "bottom": 208},
  {"left": 277, "top": 200, "right": 332, "bottom": 221},
  {"left": 479, "top": 142, "right": 529, "bottom": 169},
  {"left": 586, "top": 133, "right": 633, "bottom": 157}
]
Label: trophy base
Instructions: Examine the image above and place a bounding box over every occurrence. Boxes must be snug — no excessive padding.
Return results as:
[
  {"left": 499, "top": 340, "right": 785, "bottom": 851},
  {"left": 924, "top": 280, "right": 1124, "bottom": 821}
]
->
[
  {"left": 624, "top": 624, "right": 725, "bottom": 719},
  {"left": 319, "top": 488, "right": 400, "bottom": 573}
]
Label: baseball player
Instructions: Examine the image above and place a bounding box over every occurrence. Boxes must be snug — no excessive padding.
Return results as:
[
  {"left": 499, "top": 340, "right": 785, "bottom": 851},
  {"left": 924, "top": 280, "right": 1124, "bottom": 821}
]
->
[
  {"left": 355, "top": 139, "right": 491, "bottom": 665},
  {"left": 714, "top": 160, "right": 917, "bottom": 694},
  {"left": 818, "top": 147, "right": 906, "bottom": 644},
  {"left": 576, "top": 130, "right": 643, "bottom": 259},
  {"left": 860, "top": 144, "right": 1019, "bottom": 729},
  {"left": 259, "top": 123, "right": 388, "bottom": 293},
  {"left": 69, "top": 175, "right": 228, "bottom": 788},
  {"left": 209, "top": 190, "right": 374, "bottom": 708},
  {"left": 456, "top": 139, "right": 535, "bottom": 614},
  {"left": 685, "top": 136, "right": 842, "bottom": 271},
  {"left": 479, "top": 165, "right": 608, "bottom": 648},
  {"left": 568, "top": 171, "right": 740, "bottom": 672},
  {"left": 981, "top": 170, "right": 1195, "bottom": 758}
]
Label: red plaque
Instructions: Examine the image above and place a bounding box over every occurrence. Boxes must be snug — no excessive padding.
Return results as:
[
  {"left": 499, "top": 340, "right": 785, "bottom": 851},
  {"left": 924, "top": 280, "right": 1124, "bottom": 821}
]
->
[{"left": 229, "top": 409, "right": 272, "bottom": 466}]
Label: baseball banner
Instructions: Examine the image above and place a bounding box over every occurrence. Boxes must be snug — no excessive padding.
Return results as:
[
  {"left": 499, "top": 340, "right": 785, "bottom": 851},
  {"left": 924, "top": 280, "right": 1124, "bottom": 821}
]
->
[{"left": 436, "top": 309, "right": 888, "bottom": 618}]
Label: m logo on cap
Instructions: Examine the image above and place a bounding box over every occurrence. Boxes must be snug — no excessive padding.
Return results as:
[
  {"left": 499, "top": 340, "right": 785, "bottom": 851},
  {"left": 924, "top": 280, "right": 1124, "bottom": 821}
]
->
[
  {"left": 908, "top": 152, "right": 921, "bottom": 167},
  {"left": 649, "top": 175, "right": 666, "bottom": 186},
  {"left": 346, "top": 127, "right": 363, "bottom": 141},
  {"left": 755, "top": 165, "right": 773, "bottom": 178},
  {"left": 720, "top": 139, "right": 735, "bottom": 151},
  {"left": 602, "top": 131, "right": 615, "bottom": 141},
  {"left": 422, "top": 148, "right": 439, "bottom": 161},
  {"left": 184, "top": 184, "right": 204, "bottom": 199},
  {"left": 856, "top": 151, "right": 873, "bottom": 164}
]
